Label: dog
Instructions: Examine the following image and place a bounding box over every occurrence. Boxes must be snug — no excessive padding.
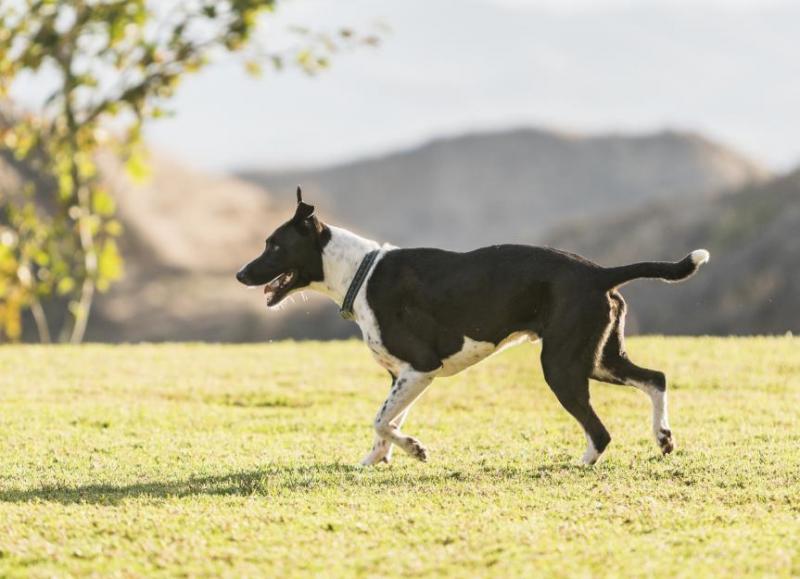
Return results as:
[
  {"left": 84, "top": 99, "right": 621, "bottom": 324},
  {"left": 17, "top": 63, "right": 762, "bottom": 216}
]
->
[{"left": 237, "top": 188, "right": 710, "bottom": 466}]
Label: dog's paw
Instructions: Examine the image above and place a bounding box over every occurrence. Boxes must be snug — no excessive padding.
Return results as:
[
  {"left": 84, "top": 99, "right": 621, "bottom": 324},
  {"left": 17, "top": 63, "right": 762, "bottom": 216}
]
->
[
  {"left": 359, "top": 453, "right": 385, "bottom": 467},
  {"left": 657, "top": 428, "right": 675, "bottom": 455},
  {"left": 360, "top": 443, "right": 392, "bottom": 467},
  {"left": 581, "top": 448, "right": 600, "bottom": 466},
  {"left": 405, "top": 438, "right": 428, "bottom": 462}
]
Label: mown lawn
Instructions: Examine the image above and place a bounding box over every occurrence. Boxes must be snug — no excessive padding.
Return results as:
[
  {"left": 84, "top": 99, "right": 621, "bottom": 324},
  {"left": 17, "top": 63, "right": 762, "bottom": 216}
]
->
[{"left": 0, "top": 337, "right": 798, "bottom": 578}]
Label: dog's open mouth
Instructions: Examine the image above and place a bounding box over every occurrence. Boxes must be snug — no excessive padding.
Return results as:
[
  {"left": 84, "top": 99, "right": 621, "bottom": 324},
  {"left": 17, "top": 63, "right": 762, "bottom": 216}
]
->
[{"left": 263, "top": 271, "right": 297, "bottom": 306}]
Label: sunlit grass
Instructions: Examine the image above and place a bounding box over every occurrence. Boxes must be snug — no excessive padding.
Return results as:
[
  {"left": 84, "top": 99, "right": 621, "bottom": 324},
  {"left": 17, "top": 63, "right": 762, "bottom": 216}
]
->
[{"left": 1, "top": 337, "right": 798, "bottom": 577}]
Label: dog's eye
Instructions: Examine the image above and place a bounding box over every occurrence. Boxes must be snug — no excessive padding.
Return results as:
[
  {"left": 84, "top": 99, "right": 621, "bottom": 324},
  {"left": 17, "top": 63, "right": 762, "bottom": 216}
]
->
[{"left": 271, "top": 243, "right": 280, "bottom": 252}]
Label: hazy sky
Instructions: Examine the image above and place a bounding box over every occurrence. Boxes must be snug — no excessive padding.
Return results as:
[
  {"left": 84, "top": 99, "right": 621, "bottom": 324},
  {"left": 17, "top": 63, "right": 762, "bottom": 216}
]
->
[{"left": 15, "top": 0, "right": 800, "bottom": 172}]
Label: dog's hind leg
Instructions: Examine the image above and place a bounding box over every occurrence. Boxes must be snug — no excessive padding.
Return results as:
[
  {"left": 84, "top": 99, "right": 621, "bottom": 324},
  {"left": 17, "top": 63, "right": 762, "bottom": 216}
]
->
[
  {"left": 592, "top": 293, "right": 674, "bottom": 454},
  {"left": 541, "top": 301, "right": 613, "bottom": 465},
  {"left": 596, "top": 356, "right": 672, "bottom": 455},
  {"left": 542, "top": 363, "right": 611, "bottom": 465},
  {"left": 365, "top": 370, "right": 434, "bottom": 464}
]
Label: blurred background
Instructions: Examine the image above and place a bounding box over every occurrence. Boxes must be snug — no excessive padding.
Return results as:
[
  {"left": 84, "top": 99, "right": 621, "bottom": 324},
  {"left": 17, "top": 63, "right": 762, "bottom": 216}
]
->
[{"left": 1, "top": 0, "right": 798, "bottom": 343}]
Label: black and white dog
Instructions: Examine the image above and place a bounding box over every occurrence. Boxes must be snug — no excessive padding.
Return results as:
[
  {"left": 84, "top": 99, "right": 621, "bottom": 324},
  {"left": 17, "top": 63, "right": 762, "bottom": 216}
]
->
[{"left": 237, "top": 189, "right": 710, "bottom": 466}]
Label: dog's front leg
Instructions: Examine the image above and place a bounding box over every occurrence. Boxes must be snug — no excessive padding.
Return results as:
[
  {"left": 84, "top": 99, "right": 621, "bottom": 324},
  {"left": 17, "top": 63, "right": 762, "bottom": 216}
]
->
[
  {"left": 362, "top": 370, "right": 434, "bottom": 465},
  {"left": 361, "top": 376, "right": 406, "bottom": 466},
  {"left": 360, "top": 408, "right": 409, "bottom": 466}
]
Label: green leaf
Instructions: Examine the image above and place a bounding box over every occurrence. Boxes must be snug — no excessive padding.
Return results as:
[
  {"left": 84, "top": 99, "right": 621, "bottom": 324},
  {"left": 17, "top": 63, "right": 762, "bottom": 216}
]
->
[
  {"left": 58, "top": 173, "right": 74, "bottom": 200},
  {"left": 97, "top": 239, "right": 123, "bottom": 291},
  {"left": 244, "top": 60, "right": 262, "bottom": 78},
  {"left": 57, "top": 277, "right": 75, "bottom": 296},
  {"left": 105, "top": 220, "right": 123, "bottom": 237},
  {"left": 92, "top": 189, "right": 116, "bottom": 217},
  {"left": 125, "top": 147, "right": 151, "bottom": 183}
]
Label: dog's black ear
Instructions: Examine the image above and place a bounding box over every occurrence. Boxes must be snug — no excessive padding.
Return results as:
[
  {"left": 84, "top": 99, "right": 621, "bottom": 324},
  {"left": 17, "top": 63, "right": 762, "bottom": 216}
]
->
[
  {"left": 293, "top": 186, "right": 315, "bottom": 221},
  {"left": 294, "top": 202, "right": 315, "bottom": 221}
]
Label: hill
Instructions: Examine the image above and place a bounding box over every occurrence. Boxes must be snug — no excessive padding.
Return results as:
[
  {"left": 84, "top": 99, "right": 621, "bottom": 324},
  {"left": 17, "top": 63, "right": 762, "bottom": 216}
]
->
[
  {"left": 89, "top": 154, "right": 354, "bottom": 342},
  {"left": 2, "top": 124, "right": 777, "bottom": 341},
  {"left": 240, "top": 128, "right": 766, "bottom": 250},
  {"left": 546, "top": 168, "right": 800, "bottom": 335}
]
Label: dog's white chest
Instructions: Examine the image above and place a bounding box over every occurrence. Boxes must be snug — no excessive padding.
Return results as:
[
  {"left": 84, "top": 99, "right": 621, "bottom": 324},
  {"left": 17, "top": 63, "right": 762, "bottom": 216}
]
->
[
  {"left": 352, "top": 287, "right": 406, "bottom": 376},
  {"left": 360, "top": 317, "right": 405, "bottom": 375}
]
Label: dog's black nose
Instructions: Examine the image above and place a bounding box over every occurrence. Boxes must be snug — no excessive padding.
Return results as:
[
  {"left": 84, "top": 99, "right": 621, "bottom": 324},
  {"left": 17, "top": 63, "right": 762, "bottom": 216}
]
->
[{"left": 236, "top": 269, "right": 248, "bottom": 284}]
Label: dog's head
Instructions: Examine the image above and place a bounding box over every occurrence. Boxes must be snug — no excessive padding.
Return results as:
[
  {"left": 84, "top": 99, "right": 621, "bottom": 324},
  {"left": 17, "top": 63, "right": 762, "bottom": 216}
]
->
[{"left": 236, "top": 187, "right": 330, "bottom": 306}]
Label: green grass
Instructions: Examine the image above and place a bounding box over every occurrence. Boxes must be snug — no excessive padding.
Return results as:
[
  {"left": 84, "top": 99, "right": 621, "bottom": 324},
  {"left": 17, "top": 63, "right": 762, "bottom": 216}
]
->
[{"left": 1, "top": 337, "right": 798, "bottom": 578}]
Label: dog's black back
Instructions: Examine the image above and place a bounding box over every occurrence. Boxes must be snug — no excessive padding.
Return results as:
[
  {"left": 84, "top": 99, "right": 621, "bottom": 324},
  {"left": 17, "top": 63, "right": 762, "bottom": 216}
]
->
[
  {"left": 368, "top": 245, "right": 600, "bottom": 372},
  {"left": 366, "top": 243, "right": 708, "bottom": 374}
]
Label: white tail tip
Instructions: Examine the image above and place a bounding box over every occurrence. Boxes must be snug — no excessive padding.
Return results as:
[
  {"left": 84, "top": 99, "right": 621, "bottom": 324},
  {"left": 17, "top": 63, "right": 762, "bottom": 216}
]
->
[{"left": 690, "top": 249, "right": 710, "bottom": 266}]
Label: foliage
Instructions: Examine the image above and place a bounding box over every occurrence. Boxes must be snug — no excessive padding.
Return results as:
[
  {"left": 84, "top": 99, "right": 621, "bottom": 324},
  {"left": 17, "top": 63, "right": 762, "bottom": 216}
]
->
[
  {"left": 0, "top": 0, "right": 377, "bottom": 342},
  {"left": 0, "top": 188, "right": 74, "bottom": 342},
  {"left": 0, "top": 337, "right": 798, "bottom": 576}
]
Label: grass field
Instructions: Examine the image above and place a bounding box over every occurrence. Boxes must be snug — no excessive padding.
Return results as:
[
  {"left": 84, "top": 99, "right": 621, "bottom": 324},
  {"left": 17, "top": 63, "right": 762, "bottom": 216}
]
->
[{"left": 0, "top": 337, "right": 798, "bottom": 577}]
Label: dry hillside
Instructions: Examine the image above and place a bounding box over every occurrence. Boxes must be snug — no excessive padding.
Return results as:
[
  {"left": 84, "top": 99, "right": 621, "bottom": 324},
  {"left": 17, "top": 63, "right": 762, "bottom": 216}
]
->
[
  {"left": 547, "top": 168, "right": 800, "bottom": 335},
  {"left": 90, "top": 154, "right": 354, "bottom": 342},
  {"left": 2, "top": 126, "right": 778, "bottom": 341}
]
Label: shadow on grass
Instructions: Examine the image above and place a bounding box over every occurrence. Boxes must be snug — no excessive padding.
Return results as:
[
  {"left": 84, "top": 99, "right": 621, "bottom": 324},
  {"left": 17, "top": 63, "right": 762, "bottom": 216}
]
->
[{"left": 0, "top": 461, "right": 580, "bottom": 505}]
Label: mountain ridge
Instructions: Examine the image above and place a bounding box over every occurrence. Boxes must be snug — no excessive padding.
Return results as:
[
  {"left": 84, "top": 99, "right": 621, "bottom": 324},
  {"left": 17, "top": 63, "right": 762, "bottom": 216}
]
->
[{"left": 240, "top": 127, "right": 767, "bottom": 251}]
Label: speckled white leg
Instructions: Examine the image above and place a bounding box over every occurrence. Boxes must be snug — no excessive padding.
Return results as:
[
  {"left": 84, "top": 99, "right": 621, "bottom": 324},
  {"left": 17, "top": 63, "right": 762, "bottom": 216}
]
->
[
  {"left": 370, "top": 371, "right": 434, "bottom": 462},
  {"left": 360, "top": 408, "right": 410, "bottom": 466}
]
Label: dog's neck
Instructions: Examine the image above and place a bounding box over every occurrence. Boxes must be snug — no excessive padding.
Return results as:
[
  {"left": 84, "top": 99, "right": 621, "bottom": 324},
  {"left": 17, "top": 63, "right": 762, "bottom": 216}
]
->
[{"left": 310, "top": 225, "right": 382, "bottom": 307}]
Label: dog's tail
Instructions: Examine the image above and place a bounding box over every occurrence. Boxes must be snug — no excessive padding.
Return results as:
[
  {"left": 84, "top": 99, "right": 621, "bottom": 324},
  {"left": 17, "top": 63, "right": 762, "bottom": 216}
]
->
[{"left": 599, "top": 249, "right": 710, "bottom": 290}]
